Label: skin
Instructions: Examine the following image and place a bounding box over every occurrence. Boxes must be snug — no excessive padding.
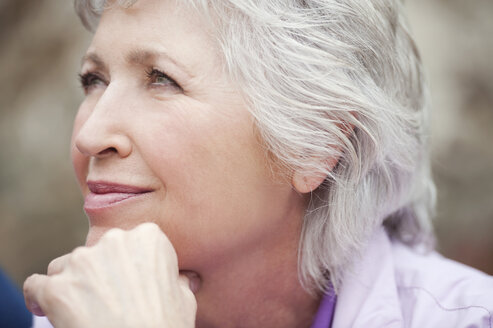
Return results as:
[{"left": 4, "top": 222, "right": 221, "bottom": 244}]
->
[
  {"left": 24, "top": 224, "right": 198, "bottom": 328},
  {"left": 26, "top": 0, "right": 323, "bottom": 327}
]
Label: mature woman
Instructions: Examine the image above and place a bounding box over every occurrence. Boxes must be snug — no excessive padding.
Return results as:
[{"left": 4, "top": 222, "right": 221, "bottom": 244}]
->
[{"left": 23, "top": 0, "right": 493, "bottom": 327}]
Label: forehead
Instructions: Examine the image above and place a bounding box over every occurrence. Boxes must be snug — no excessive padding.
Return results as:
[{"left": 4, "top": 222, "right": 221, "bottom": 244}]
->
[{"left": 88, "top": 0, "right": 219, "bottom": 74}]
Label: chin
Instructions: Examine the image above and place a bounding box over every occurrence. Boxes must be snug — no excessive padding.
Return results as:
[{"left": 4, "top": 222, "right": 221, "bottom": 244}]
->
[{"left": 85, "top": 226, "right": 107, "bottom": 247}]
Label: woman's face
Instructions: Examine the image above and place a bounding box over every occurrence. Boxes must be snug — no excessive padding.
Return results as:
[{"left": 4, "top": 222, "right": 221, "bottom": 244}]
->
[{"left": 71, "top": 0, "right": 306, "bottom": 278}]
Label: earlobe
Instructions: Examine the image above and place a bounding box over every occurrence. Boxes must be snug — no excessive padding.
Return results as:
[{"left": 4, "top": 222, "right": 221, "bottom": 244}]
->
[
  {"left": 292, "top": 171, "right": 326, "bottom": 193},
  {"left": 291, "top": 121, "right": 353, "bottom": 194},
  {"left": 291, "top": 157, "right": 338, "bottom": 194}
]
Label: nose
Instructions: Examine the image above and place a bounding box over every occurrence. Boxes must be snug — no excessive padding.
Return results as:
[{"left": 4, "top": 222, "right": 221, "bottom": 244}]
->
[{"left": 74, "top": 87, "right": 132, "bottom": 159}]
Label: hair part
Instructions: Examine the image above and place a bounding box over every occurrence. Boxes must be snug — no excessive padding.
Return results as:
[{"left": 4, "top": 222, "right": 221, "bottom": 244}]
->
[{"left": 74, "top": 0, "right": 436, "bottom": 295}]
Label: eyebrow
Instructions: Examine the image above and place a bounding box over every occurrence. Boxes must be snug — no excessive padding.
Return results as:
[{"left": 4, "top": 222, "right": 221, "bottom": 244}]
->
[
  {"left": 81, "top": 48, "right": 191, "bottom": 77},
  {"left": 81, "top": 52, "right": 108, "bottom": 72}
]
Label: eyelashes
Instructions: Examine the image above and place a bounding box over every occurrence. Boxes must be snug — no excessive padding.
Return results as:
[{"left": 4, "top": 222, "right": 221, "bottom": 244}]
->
[
  {"left": 145, "top": 68, "right": 181, "bottom": 90},
  {"left": 78, "top": 72, "right": 107, "bottom": 94},
  {"left": 78, "top": 68, "right": 182, "bottom": 94}
]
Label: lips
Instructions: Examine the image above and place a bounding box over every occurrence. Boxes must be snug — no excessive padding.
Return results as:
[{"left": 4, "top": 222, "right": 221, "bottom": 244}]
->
[{"left": 84, "top": 181, "right": 153, "bottom": 211}]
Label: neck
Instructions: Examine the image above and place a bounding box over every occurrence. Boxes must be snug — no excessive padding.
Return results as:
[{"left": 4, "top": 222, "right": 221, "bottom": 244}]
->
[{"left": 194, "top": 209, "right": 320, "bottom": 328}]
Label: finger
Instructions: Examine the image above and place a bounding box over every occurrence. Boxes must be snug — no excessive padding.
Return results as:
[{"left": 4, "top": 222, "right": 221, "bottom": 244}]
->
[
  {"left": 132, "top": 222, "right": 166, "bottom": 243},
  {"left": 47, "top": 254, "right": 71, "bottom": 276},
  {"left": 177, "top": 274, "right": 198, "bottom": 314},
  {"left": 179, "top": 271, "right": 201, "bottom": 294},
  {"left": 131, "top": 223, "right": 179, "bottom": 271},
  {"left": 99, "top": 227, "right": 125, "bottom": 244},
  {"left": 23, "top": 274, "right": 49, "bottom": 316}
]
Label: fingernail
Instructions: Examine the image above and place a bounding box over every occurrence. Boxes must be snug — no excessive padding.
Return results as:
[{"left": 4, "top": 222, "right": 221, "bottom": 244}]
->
[
  {"left": 189, "top": 275, "right": 200, "bottom": 293},
  {"left": 29, "top": 301, "right": 46, "bottom": 317},
  {"left": 181, "top": 271, "right": 201, "bottom": 293}
]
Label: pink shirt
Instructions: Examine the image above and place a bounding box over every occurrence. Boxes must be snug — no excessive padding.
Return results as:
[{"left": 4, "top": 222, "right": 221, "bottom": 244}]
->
[{"left": 332, "top": 228, "right": 493, "bottom": 327}]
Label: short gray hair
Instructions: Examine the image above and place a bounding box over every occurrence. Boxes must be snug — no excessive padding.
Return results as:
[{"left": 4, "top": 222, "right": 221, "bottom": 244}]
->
[{"left": 75, "top": 0, "right": 436, "bottom": 294}]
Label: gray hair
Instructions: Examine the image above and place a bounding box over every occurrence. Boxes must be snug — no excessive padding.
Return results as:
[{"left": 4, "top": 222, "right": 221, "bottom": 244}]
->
[{"left": 75, "top": 0, "right": 436, "bottom": 294}]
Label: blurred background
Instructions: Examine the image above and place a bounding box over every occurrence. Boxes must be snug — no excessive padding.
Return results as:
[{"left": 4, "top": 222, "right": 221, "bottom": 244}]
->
[{"left": 0, "top": 0, "right": 492, "bottom": 288}]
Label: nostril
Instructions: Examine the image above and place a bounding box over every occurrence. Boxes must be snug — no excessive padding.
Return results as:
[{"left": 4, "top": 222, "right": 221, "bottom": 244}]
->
[
  {"left": 75, "top": 129, "right": 132, "bottom": 158},
  {"left": 98, "top": 147, "right": 117, "bottom": 156}
]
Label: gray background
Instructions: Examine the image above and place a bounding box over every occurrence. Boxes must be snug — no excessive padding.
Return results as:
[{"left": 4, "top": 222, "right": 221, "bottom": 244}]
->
[{"left": 1, "top": 0, "right": 492, "bottom": 287}]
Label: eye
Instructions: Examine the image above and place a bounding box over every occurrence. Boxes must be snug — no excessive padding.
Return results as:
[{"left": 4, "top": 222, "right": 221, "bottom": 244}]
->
[
  {"left": 145, "top": 68, "right": 181, "bottom": 90},
  {"left": 78, "top": 72, "right": 107, "bottom": 94}
]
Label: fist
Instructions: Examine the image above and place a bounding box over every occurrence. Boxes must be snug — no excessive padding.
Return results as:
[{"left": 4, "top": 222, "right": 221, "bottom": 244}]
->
[{"left": 23, "top": 223, "right": 197, "bottom": 328}]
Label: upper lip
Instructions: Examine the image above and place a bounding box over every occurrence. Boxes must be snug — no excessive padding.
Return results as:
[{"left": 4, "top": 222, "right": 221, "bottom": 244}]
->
[{"left": 87, "top": 181, "right": 153, "bottom": 194}]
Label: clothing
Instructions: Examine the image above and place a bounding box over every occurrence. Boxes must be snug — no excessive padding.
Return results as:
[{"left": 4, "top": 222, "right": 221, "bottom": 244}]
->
[
  {"left": 32, "top": 316, "right": 52, "bottom": 328},
  {"left": 331, "top": 228, "right": 493, "bottom": 327},
  {"left": 33, "top": 293, "right": 337, "bottom": 328},
  {"left": 0, "top": 268, "right": 32, "bottom": 328},
  {"left": 33, "top": 229, "right": 493, "bottom": 328},
  {"left": 311, "top": 289, "right": 337, "bottom": 328}
]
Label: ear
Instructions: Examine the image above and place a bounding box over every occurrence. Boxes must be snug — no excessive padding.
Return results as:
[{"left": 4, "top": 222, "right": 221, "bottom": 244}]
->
[
  {"left": 292, "top": 120, "right": 355, "bottom": 194},
  {"left": 291, "top": 156, "right": 339, "bottom": 193}
]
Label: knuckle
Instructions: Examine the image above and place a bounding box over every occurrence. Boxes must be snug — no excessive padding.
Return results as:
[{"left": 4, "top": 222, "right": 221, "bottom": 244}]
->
[
  {"left": 133, "top": 222, "right": 166, "bottom": 246},
  {"left": 137, "top": 222, "right": 160, "bottom": 234},
  {"left": 154, "top": 236, "right": 177, "bottom": 267},
  {"left": 98, "top": 228, "right": 126, "bottom": 248},
  {"left": 182, "top": 287, "right": 198, "bottom": 311},
  {"left": 43, "top": 278, "right": 65, "bottom": 308},
  {"left": 102, "top": 227, "right": 125, "bottom": 241},
  {"left": 43, "top": 279, "right": 57, "bottom": 299},
  {"left": 47, "top": 258, "right": 61, "bottom": 275},
  {"left": 23, "top": 274, "right": 37, "bottom": 295},
  {"left": 71, "top": 246, "right": 88, "bottom": 258},
  {"left": 69, "top": 246, "right": 91, "bottom": 266},
  {"left": 151, "top": 227, "right": 172, "bottom": 248},
  {"left": 166, "top": 244, "right": 178, "bottom": 263},
  {"left": 161, "top": 236, "right": 177, "bottom": 258}
]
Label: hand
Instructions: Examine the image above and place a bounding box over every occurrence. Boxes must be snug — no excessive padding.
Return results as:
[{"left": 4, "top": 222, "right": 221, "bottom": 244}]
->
[{"left": 23, "top": 223, "right": 197, "bottom": 328}]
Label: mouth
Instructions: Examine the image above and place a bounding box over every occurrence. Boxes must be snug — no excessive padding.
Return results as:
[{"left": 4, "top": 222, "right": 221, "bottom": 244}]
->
[{"left": 84, "top": 180, "right": 153, "bottom": 212}]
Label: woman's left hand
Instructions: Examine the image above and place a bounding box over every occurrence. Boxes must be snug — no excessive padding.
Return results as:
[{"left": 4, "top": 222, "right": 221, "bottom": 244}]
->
[{"left": 23, "top": 223, "right": 197, "bottom": 328}]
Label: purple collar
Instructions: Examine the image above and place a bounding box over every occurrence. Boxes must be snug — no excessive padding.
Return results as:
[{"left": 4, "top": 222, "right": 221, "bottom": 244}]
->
[{"left": 310, "top": 289, "right": 337, "bottom": 328}]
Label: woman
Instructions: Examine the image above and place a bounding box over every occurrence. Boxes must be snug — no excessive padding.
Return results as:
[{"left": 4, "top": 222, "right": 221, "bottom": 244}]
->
[{"left": 23, "top": 0, "right": 493, "bottom": 327}]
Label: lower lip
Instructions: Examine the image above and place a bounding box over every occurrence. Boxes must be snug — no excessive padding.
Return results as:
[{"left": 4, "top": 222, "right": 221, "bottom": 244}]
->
[{"left": 84, "top": 192, "right": 149, "bottom": 212}]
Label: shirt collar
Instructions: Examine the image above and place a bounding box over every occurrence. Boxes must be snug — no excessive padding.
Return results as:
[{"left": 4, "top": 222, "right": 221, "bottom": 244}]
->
[{"left": 310, "top": 288, "right": 337, "bottom": 328}]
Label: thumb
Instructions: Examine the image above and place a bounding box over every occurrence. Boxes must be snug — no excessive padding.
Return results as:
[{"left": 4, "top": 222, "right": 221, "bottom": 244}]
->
[{"left": 23, "top": 274, "right": 49, "bottom": 317}]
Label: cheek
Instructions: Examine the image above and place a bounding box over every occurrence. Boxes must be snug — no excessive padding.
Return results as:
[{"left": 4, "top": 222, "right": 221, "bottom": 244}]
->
[
  {"left": 71, "top": 151, "right": 89, "bottom": 191},
  {"left": 138, "top": 101, "right": 234, "bottom": 188},
  {"left": 71, "top": 106, "right": 90, "bottom": 190},
  {"left": 144, "top": 107, "right": 258, "bottom": 203},
  {"left": 140, "top": 111, "right": 288, "bottom": 267}
]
